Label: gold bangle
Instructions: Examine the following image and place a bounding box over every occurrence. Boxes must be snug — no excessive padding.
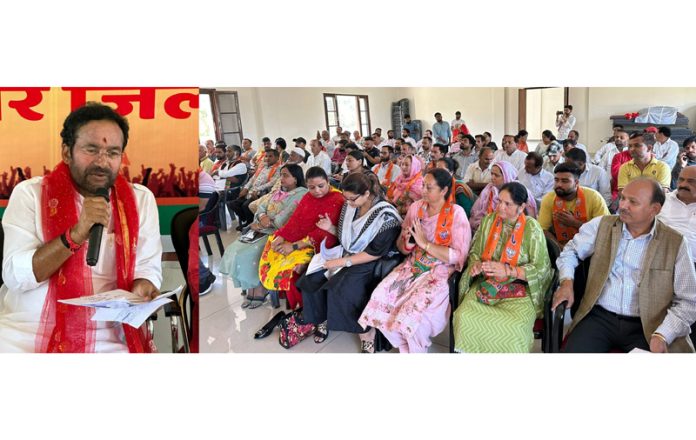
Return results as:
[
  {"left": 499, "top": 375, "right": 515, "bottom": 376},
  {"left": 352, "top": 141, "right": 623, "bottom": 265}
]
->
[{"left": 425, "top": 242, "right": 431, "bottom": 253}]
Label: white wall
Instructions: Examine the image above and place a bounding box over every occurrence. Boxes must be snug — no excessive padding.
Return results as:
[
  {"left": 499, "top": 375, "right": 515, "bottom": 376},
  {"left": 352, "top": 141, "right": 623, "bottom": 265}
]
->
[
  {"left": 218, "top": 87, "right": 406, "bottom": 145},
  {"left": 570, "top": 87, "right": 696, "bottom": 153},
  {"left": 400, "top": 87, "right": 509, "bottom": 142}
]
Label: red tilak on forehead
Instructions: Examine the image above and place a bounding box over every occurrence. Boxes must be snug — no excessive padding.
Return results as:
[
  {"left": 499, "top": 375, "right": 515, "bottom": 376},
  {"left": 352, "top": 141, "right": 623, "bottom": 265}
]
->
[{"left": 102, "top": 137, "right": 107, "bottom": 143}]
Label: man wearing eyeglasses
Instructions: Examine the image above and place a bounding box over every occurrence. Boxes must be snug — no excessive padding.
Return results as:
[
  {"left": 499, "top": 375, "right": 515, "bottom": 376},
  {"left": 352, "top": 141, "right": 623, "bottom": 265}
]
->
[{"left": 0, "top": 102, "right": 163, "bottom": 353}]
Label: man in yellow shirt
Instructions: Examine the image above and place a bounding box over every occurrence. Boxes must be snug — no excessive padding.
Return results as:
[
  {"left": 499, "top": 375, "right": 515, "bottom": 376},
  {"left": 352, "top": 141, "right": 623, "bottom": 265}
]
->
[
  {"left": 617, "top": 132, "right": 670, "bottom": 194},
  {"left": 538, "top": 162, "right": 610, "bottom": 247}
]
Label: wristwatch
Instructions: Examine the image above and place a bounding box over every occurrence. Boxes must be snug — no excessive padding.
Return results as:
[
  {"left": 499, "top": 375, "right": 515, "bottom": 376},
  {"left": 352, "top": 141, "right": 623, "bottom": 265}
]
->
[{"left": 344, "top": 257, "right": 353, "bottom": 267}]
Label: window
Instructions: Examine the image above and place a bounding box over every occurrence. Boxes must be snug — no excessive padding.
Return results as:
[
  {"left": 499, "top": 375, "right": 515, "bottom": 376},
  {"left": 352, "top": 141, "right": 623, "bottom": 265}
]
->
[
  {"left": 323, "top": 94, "right": 371, "bottom": 138},
  {"left": 199, "top": 89, "right": 244, "bottom": 146}
]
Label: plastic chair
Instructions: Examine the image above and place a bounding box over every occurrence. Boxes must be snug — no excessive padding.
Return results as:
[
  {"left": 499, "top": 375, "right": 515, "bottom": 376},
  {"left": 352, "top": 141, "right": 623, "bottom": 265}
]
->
[
  {"left": 369, "top": 252, "right": 405, "bottom": 352},
  {"left": 199, "top": 191, "right": 225, "bottom": 256},
  {"left": 548, "top": 256, "right": 592, "bottom": 353},
  {"left": 448, "top": 271, "right": 463, "bottom": 353}
]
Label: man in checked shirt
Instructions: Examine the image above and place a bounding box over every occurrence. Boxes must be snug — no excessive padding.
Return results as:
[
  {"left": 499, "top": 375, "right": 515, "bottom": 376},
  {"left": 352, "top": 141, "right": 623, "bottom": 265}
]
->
[{"left": 552, "top": 178, "right": 696, "bottom": 353}]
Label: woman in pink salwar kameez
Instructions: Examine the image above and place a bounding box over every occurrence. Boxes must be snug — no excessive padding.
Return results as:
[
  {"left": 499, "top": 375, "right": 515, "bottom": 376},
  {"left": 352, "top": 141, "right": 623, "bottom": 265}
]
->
[{"left": 359, "top": 168, "right": 471, "bottom": 353}]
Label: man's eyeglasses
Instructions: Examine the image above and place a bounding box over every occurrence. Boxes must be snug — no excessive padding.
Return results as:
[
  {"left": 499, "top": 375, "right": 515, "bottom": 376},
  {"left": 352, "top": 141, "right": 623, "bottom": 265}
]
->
[{"left": 78, "top": 146, "right": 123, "bottom": 160}]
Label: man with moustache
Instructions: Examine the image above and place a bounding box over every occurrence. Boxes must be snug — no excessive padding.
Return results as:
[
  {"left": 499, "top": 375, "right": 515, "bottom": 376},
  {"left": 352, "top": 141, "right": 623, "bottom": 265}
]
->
[
  {"left": 538, "top": 162, "right": 609, "bottom": 248},
  {"left": 670, "top": 136, "right": 696, "bottom": 189},
  {"left": 464, "top": 146, "right": 495, "bottom": 194},
  {"left": 0, "top": 103, "right": 162, "bottom": 352},
  {"left": 230, "top": 148, "right": 282, "bottom": 231},
  {"left": 617, "top": 132, "right": 671, "bottom": 195},
  {"left": 657, "top": 165, "right": 696, "bottom": 344},
  {"left": 552, "top": 178, "right": 696, "bottom": 353},
  {"left": 372, "top": 145, "right": 401, "bottom": 188}
]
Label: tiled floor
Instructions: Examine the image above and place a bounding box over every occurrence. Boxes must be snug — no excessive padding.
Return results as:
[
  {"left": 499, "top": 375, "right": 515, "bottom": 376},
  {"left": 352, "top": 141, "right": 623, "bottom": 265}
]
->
[{"left": 199, "top": 214, "right": 545, "bottom": 354}]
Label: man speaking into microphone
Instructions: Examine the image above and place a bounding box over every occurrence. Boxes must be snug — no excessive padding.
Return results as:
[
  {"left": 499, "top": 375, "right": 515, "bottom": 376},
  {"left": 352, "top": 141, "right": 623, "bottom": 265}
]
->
[{"left": 0, "top": 103, "right": 163, "bottom": 353}]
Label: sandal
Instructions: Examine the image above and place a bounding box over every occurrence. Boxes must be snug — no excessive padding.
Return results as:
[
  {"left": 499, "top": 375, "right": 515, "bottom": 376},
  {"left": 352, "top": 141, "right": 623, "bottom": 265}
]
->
[
  {"left": 360, "top": 340, "right": 375, "bottom": 354},
  {"left": 313, "top": 321, "right": 329, "bottom": 344},
  {"left": 242, "top": 292, "right": 269, "bottom": 309}
]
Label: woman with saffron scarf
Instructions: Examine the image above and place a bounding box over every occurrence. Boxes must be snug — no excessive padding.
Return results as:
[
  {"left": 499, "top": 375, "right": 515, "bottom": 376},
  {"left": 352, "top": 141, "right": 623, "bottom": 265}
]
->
[
  {"left": 386, "top": 155, "right": 424, "bottom": 216},
  {"left": 435, "top": 157, "right": 477, "bottom": 218},
  {"left": 453, "top": 182, "right": 553, "bottom": 353},
  {"left": 297, "top": 173, "right": 402, "bottom": 352},
  {"left": 218, "top": 164, "right": 308, "bottom": 308},
  {"left": 469, "top": 161, "right": 538, "bottom": 232},
  {"left": 359, "top": 168, "right": 471, "bottom": 353},
  {"left": 258, "top": 167, "right": 344, "bottom": 310}
]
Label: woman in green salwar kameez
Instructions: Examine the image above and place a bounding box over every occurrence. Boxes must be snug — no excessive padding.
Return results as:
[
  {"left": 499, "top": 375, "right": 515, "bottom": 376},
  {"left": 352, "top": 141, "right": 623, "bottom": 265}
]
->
[{"left": 453, "top": 182, "right": 553, "bottom": 352}]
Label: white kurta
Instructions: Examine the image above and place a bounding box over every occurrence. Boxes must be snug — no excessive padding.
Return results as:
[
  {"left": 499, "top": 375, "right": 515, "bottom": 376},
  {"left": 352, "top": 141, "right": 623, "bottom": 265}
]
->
[{"left": 0, "top": 177, "right": 163, "bottom": 353}]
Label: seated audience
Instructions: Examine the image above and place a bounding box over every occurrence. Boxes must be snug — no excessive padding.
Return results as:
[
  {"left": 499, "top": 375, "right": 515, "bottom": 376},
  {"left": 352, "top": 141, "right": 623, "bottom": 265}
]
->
[
  {"left": 218, "top": 164, "right": 308, "bottom": 308},
  {"left": 538, "top": 163, "right": 609, "bottom": 248},
  {"left": 436, "top": 157, "right": 477, "bottom": 218},
  {"left": 517, "top": 151, "right": 554, "bottom": 208},
  {"left": 563, "top": 148, "right": 612, "bottom": 206},
  {"left": 230, "top": 148, "right": 281, "bottom": 231},
  {"left": 618, "top": 132, "right": 670, "bottom": 194},
  {"left": 535, "top": 130, "right": 558, "bottom": 156},
  {"left": 297, "top": 173, "right": 402, "bottom": 352},
  {"left": 463, "top": 146, "right": 495, "bottom": 194},
  {"left": 657, "top": 165, "right": 696, "bottom": 344},
  {"left": 494, "top": 134, "right": 527, "bottom": 171},
  {"left": 670, "top": 136, "right": 696, "bottom": 189},
  {"left": 453, "top": 182, "right": 553, "bottom": 352},
  {"left": 372, "top": 145, "right": 401, "bottom": 188},
  {"left": 469, "top": 161, "right": 538, "bottom": 231},
  {"left": 258, "top": 167, "right": 345, "bottom": 310},
  {"left": 553, "top": 178, "right": 696, "bottom": 353},
  {"left": 359, "top": 169, "right": 471, "bottom": 353},
  {"left": 386, "top": 154, "right": 424, "bottom": 216},
  {"left": 542, "top": 143, "right": 564, "bottom": 174}
]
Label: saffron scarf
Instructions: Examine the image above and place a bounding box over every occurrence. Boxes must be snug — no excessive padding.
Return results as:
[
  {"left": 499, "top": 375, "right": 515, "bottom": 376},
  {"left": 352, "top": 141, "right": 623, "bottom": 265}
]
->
[
  {"left": 477, "top": 212, "right": 527, "bottom": 305},
  {"left": 37, "top": 161, "right": 153, "bottom": 353},
  {"left": 374, "top": 161, "right": 395, "bottom": 187},
  {"left": 410, "top": 199, "right": 455, "bottom": 277},
  {"left": 552, "top": 186, "right": 587, "bottom": 244}
]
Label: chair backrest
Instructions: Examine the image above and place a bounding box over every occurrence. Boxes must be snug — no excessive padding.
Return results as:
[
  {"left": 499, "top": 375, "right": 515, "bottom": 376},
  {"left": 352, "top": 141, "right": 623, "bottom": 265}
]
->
[
  {"left": 199, "top": 191, "right": 221, "bottom": 227},
  {"left": 545, "top": 237, "right": 562, "bottom": 271},
  {"left": 170, "top": 207, "right": 198, "bottom": 281}
]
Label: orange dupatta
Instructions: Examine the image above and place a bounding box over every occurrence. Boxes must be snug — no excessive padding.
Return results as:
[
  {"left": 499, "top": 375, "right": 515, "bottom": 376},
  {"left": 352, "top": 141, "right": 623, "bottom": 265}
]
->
[{"left": 552, "top": 187, "right": 587, "bottom": 244}]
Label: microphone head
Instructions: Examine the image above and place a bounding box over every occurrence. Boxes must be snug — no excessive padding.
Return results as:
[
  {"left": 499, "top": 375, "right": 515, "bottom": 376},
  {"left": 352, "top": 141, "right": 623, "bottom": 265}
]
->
[{"left": 95, "top": 187, "right": 110, "bottom": 202}]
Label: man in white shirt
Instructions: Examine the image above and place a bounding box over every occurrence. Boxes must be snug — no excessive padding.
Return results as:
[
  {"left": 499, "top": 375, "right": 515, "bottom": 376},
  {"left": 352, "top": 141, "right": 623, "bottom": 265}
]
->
[
  {"left": 555, "top": 105, "right": 576, "bottom": 140},
  {"left": 543, "top": 143, "right": 565, "bottom": 173},
  {"left": 494, "top": 134, "right": 527, "bottom": 171},
  {"left": 517, "top": 152, "right": 554, "bottom": 208},
  {"left": 331, "top": 126, "right": 343, "bottom": 145},
  {"left": 401, "top": 128, "right": 417, "bottom": 150},
  {"left": 352, "top": 130, "right": 364, "bottom": 147},
  {"left": 654, "top": 126, "right": 680, "bottom": 169},
  {"left": 319, "top": 130, "right": 336, "bottom": 157},
  {"left": 306, "top": 138, "right": 332, "bottom": 176},
  {"left": 593, "top": 125, "right": 625, "bottom": 165},
  {"left": 658, "top": 166, "right": 696, "bottom": 264},
  {"left": 385, "top": 130, "right": 397, "bottom": 148},
  {"left": 417, "top": 136, "right": 433, "bottom": 169},
  {"left": 597, "top": 129, "right": 629, "bottom": 176},
  {"left": 372, "top": 145, "right": 401, "bottom": 188},
  {"left": 566, "top": 130, "right": 587, "bottom": 153},
  {"left": 213, "top": 145, "right": 248, "bottom": 191},
  {"left": 564, "top": 148, "right": 612, "bottom": 206},
  {"left": 451, "top": 134, "right": 478, "bottom": 180},
  {"left": 464, "top": 146, "right": 495, "bottom": 194},
  {"left": 0, "top": 103, "right": 162, "bottom": 353}
]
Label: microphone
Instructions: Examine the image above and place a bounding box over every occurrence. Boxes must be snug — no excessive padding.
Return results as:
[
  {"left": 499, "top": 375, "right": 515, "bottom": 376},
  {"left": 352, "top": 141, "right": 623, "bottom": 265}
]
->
[{"left": 86, "top": 187, "right": 110, "bottom": 266}]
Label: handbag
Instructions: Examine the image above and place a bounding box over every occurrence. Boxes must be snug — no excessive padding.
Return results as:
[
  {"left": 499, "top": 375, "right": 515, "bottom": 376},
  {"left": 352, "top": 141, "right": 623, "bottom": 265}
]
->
[
  {"left": 278, "top": 310, "right": 315, "bottom": 349},
  {"left": 475, "top": 276, "right": 527, "bottom": 305}
]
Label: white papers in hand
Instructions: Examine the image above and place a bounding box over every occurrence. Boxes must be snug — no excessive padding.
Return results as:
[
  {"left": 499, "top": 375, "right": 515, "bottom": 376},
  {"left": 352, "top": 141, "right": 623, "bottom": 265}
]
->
[
  {"left": 305, "top": 238, "right": 344, "bottom": 276},
  {"left": 629, "top": 347, "right": 651, "bottom": 354},
  {"left": 58, "top": 286, "right": 183, "bottom": 328}
]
